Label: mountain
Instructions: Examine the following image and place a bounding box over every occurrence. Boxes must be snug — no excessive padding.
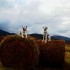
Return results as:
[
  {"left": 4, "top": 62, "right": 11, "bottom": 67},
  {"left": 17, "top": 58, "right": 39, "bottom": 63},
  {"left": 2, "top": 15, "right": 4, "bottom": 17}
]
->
[
  {"left": 0, "top": 30, "right": 70, "bottom": 44},
  {"left": 30, "top": 33, "right": 43, "bottom": 40},
  {"left": 30, "top": 33, "right": 70, "bottom": 44},
  {"left": 51, "top": 35, "right": 70, "bottom": 44},
  {"left": 51, "top": 35, "right": 70, "bottom": 40},
  {"left": 0, "top": 29, "right": 15, "bottom": 36}
]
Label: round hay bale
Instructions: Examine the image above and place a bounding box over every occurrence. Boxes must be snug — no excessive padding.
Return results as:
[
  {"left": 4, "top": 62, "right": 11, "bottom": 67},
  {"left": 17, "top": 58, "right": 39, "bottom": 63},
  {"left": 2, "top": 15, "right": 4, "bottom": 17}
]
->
[
  {"left": 35, "top": 40, "right": 43, "bottom": 48},
  {"left": 38, "top": 40, "right": 65, "bottom": 67},
  {"left": 0, "top": 35, "right": 39, "bottom": 70}
]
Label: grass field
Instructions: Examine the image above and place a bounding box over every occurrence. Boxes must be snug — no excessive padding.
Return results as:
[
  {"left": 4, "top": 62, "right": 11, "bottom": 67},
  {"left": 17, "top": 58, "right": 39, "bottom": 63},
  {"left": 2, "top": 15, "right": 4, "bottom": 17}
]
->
[
  {"left": 0, "top": 44, "right": 70, "bottom": 70},
  {"left": 65, "top": 44, "right": 70, "bottom": 64},
  {"left": 65, "top": 52, "right": 70, "bottom": 63}
]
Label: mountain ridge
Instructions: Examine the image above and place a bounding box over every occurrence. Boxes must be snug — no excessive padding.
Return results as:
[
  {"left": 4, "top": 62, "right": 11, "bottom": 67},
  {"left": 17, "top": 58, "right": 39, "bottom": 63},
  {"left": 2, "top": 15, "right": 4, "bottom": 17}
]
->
[
  {"left": 0, "top": 30, "right": 70, "bottom": 43},
  {"left": 29, "top": 33, "right": 70, "bottom": 44},
  {"left": 0, "top": 29, "right": 15, "bottom": 36}
]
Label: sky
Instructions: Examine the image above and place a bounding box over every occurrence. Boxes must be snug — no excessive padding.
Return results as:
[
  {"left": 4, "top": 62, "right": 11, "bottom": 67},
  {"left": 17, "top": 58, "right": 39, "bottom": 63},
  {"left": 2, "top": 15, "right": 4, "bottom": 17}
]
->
[{"left": 0, "top": 0, "right": 70, "bottom": 37}]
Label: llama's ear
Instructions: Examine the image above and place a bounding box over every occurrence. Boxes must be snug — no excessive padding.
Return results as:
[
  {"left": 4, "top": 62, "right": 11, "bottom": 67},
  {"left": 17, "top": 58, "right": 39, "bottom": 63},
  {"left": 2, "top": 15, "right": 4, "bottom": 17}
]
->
[
  {"left": 26, "top": 26, "right": 27, "bottom": 29},
  {"left": 46, "top": 27, "right": 48, "bottom": 29}
]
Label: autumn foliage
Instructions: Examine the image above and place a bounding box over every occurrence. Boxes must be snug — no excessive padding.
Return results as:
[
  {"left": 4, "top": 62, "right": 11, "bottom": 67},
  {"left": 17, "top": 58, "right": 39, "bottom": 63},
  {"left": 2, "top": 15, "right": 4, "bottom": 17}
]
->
[{"left": 0, "top": 35, "right": 39, "bottom": 70}]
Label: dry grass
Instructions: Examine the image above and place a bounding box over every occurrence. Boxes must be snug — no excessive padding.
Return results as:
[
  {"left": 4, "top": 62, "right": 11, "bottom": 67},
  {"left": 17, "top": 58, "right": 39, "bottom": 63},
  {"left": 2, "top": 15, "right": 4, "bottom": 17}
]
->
[
  {"left": 65, "top": 44, "right": 70, "bottom": 64},
  {"left": 65, "top": 52, "right": 70, "bottom": 63},
  {"left": 65, "top": 44, "right": 70, "bottom": 52}
]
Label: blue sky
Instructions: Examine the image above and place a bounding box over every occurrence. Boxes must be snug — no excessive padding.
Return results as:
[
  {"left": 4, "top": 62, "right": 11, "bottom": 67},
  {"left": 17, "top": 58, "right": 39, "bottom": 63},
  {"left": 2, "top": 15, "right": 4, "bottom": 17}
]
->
[{"left": 0, "top": 0, "right": 70, "bottom": 37}]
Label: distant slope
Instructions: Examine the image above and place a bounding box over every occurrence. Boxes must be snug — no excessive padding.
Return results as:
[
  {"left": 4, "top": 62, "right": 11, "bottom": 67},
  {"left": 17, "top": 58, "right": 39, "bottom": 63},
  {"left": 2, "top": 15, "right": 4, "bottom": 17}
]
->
[
  {"left": 51, "top": 35, "right": 70, "bottom": 44},
  {"left": 51, "top": 35, "right": 70, "bottom": 40},
  {"left": 0, "top": 29, "right": 15, "bottom": 36},
  {"left": 0, "top": 30, "right": 70, "bottom": 44},
  {"left": 30, "top": 33, "right": 43, "bottom": 40},
  {"left": 30, "top": 33, "right": 70, "bottom": 44}
]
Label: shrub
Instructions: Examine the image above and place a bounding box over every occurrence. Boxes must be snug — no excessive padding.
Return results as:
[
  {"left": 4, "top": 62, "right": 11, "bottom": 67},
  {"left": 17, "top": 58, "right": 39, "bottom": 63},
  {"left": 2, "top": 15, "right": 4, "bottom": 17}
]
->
[
  {"left": 37, "top": 40, "right": 65, "bottom": 67},
  {"left": 0, "top": 35, "right": 39, "bottom": 70}
]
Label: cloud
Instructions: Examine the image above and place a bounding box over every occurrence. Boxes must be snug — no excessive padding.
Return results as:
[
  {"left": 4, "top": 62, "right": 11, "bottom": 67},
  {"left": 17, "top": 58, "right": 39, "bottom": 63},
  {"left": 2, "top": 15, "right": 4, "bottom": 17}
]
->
[{"left": 0, "top": 0, "right": 70, "bottom": 37}]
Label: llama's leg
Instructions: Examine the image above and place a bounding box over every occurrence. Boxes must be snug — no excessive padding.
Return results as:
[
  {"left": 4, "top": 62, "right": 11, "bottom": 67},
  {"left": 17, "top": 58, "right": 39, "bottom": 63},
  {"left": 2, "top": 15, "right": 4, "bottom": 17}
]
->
[
  {"left": 26, "top": 33, "right": 27, "bottom": 38},
  {"left": 49, "top": 35, "right": 51, "bottom": 41},
  {"left": 42, "top": 34, "right": 44, "bottom": 42},
  {"left": 45, "top": 35, "right": 47, "bottom": 43}
]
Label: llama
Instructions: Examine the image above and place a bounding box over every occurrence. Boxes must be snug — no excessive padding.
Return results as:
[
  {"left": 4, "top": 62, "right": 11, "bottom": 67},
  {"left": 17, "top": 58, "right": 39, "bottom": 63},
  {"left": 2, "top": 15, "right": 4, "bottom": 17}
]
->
[
  {"left": 22, "top": 26, "right": 27, "bottom": 38},
  {"left": 42, "top": 26, "right": 51, "bottom": 43}
]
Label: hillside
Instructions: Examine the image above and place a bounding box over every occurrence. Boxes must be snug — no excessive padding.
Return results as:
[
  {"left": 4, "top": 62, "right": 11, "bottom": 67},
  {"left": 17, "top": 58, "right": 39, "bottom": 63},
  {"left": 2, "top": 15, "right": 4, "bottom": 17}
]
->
[
  {"left": 30, "top": 33, "right": 70, "bottom": 44},
  {"left": 0, "top": 30, "right": 70, "bottom": 44},
  {"left": 30, "top": 33, "right": 43, "bottom": 39},
  {"left": 0, "top": 29, "right": 15, "bottom": 36}
]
